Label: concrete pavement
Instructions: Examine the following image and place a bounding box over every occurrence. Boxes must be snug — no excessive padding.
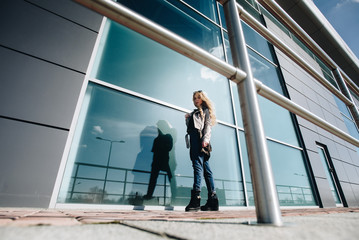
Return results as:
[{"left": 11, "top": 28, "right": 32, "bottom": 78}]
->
[{"left": 1, "top": 207, "right": 359, "bottom": 239}]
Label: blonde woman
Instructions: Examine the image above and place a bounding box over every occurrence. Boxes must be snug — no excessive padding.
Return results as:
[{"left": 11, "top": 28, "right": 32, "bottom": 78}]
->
[{"left": 185, "top": 90, "right": 218, "bottom": 211}]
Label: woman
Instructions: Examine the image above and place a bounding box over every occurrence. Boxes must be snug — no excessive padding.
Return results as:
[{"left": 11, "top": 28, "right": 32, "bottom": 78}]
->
[{"left": 185, "top": 90, "right": 218, "bottom": 211}]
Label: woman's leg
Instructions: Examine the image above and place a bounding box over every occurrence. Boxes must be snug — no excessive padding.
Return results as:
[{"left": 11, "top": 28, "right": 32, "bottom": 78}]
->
[{"left": 203, "top": 160, "right": 215, "bottom": 193}]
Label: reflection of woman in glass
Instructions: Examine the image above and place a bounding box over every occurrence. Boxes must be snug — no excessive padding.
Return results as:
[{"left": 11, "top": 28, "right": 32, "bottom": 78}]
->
[{"left": 185, "top": 90, "right": 218, "bottom": 211}]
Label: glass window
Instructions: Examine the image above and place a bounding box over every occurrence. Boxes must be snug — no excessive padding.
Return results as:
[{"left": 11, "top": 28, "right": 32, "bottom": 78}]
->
[
  {"left": 239, "top": 131, "right": 316, "bottom": 206},
  {"left": 334, "top": 95, "right": 352, "bottom": 119},
  {"left": 218, "top": 4, "right": 227, "bottom": 29},
  {"left": 258, "top": 96, "right": 300, "bottom": 147},
  {"left": 267, "top": 141, "right": 315, "bottom": 206},
  {"left": 231, "top": 81, "right": 298, "bottom": 146},
  {"left": 57, "top": 83, "right": 244, "bottom": 206},
  {"left": 334, "top": 95, "right": 359, "bottom": 139},
  {"left": 248, "top": 48, "right": 284, "bottom": 94},
  {"left": 242, "top": 22, "right": 275, "bottom": 63},
  {"left": 223, "top": 31, "right": 233, "bottom": 65},
  {"left": 92, "top": 20, "right": 233, "bottom": 124},
  {"left": 181, "top": 0, "right": 219, "bottom": 23},
  {"left": 236, "top": 0, "right": 262, "bottom": 22},
  {"left": 117, "top": 0, "right": 224, "bottom": 60}
]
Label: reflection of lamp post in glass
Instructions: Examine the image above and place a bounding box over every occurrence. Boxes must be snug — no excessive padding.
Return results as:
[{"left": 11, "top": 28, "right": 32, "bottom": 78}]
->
[{"left": 96, "top": 137, "right": 125, "bottom": 203}]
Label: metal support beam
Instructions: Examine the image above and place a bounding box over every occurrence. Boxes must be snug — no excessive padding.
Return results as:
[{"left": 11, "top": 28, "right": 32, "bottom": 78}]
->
[{"left": 221, "top": 0, "right": 282, "bottom": 226}]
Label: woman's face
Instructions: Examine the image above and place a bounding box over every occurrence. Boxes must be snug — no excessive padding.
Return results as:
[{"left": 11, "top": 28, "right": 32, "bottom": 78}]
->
[{"left": 193, "top": 93, "right": 203, "bottom": 107}]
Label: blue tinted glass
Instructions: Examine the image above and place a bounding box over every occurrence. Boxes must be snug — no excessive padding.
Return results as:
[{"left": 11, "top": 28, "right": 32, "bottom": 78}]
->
[
  {"left": 267, "top": 141, "right": 316, "bottom": 206},
  {"left": 218, "top": 4, "right": 227, "bottom": 29},
  {"left": 258, "top": 96, "right": 299, "bottom": 147},
  {"left": 239, "top": 131, "right": 316, "bottom": 206},
  {"left": 92, "top": 21, "right": 233, "bottom": 124},
  {"left": 58, "top": 83, "right": 244, "bottom": 206},
  {"left": 343, "top": 116, "right": 359, "bottom": 139},
  {"left": 231, "top": 81, "right": 243, "bottom": 129},
  {"left": 117, "top": 0, "right": 224, "bottom": 59},
  {"left": 248, "top": 48, "right": 284, "bottom": 94},
  {"left": 318, "top": 147, "right": 341, "bottom": 204},
  {"left": 242, "top": 22, "right": 275, "bottom": 63},
  {"left": 211, "top": 125, "right": 245, "bottom": 206},
  {"left": 334, "top": 95, "right": 352, "bottom": 119},
  {"left": 238, "top": 131, "right": 254, "bottom": 206},
  {"left": 223, "top": 31, "right": 233, "bottom": 65},
  {"left": 334, "top": 95, "right": 359, "bottom": 139},
  {"left": 182, "top": 0, "right": 219, "bottom": 23}
]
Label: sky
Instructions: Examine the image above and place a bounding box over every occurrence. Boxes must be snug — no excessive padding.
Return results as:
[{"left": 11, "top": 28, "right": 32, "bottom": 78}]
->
[{"left": 312, "top": 0, "right": 359, "bottom": 60}]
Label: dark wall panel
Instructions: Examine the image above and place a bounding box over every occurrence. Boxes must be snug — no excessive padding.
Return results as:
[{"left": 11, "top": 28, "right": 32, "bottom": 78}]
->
[
  {"left": 0, "top": 0, "right": 99, "bottom": 73},
  {"left": 0, "top": 47, "right": 84, "bottom": 129},
  {"left": 27, "top": 0, "right": 102, "bottom": 31},
  {"left": 0, "top": 0, "right": 102, "bottom": 207},
  {"left": 0, "top": 118, "right": 68, "bottom": 207}
]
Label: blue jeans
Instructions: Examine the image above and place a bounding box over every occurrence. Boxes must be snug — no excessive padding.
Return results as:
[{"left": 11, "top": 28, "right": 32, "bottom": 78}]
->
[{"left": 189, "top": 132, "right": 215, "bottom": 193}]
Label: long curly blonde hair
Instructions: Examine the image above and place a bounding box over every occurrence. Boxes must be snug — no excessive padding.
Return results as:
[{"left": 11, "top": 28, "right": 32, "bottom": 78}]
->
[{"left": 193, "top": 90, "right": 216, "bottom": 126}]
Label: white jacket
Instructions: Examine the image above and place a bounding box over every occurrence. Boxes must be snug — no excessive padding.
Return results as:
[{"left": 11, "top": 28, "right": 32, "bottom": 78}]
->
[{"left": 186, "top": 107, "right": 212, "bottom": 144}]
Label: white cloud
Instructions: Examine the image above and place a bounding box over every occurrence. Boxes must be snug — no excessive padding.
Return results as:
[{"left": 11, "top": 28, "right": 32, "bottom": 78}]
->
[
  {"left": 209, "top": 45, "right": 224, "bottom": 59},
  {"left": 335, "top": 0, "right": 359, "bottom": 9},
  {"left": 200, "top": 67, "right": 222, "bottom": 82},
  {"left": 92, "top": 125, "right": 104, "bottom": 135}
]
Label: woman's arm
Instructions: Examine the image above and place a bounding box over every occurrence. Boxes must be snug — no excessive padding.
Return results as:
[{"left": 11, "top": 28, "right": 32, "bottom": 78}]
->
[{"left": 202, "top": 108, "right": 212, "bottom": 146}]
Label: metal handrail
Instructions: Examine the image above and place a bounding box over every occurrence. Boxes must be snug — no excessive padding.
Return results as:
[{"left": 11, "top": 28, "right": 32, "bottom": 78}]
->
[
  {"left": 74, "top": 0, "right": 359, "bottom": 148},
  {"left": 255, "top": 79, "right": 359, "bottom": 147},
  {"left": 236, "top": 3, "right": 353, "bottom": 106}
]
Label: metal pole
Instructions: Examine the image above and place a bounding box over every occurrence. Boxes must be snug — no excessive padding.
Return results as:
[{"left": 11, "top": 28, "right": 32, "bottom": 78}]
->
[{"left": 221, "top": 0, "right": 282, "bottom": 225}]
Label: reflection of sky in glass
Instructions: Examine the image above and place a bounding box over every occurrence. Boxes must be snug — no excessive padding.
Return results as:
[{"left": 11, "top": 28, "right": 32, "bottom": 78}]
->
[
  {"left": 258, "top": 96, "right": 299, "bottom": 147},
  {"left": 248, "top": 49, "right": 283, "bottom": 94},
  {"left": 117, "top": 0, "right": 223, "bottom": 57},
  {"left": 92, "top": 20, "right": 233, "bottom": 124},
  {"left": 243, "top": 22, "right": 275, "bottom": 63}
]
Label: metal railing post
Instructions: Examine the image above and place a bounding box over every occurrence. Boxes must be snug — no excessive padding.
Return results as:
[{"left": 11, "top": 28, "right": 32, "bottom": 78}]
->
[{"left": 221, "top": 0, "right": 282, "bottom": 225}]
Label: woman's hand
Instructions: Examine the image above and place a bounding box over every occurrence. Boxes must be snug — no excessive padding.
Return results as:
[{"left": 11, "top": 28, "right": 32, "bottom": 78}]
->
[
  {"left": 185, "top": 113, "right": 190, "bottom": 119},
  {"left": 202, "top": 141, "right": 208, "bottom": 147}
]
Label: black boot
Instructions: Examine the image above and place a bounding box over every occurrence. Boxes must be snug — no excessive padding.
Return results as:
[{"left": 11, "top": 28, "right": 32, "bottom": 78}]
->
[
  {"left": 185, "top": 190, "right": 201, "bottom": 212},
  {"left": 201, "top": 192, "right": 219, "bottom": 211}
]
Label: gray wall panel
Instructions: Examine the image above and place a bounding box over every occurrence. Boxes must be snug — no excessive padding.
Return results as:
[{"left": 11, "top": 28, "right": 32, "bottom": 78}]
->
[
  {"left": 27, "top": 0, "right": 102, "bottom": 32},
  {"left": 300, "top": 126, "right": 319, "bottom": 152},
  {"left": 332, "top": 159, "right": 349, "bottom": 182},
  {"left": 341, "top": 182, "right": 358, "bottom": 207},
  {"left": 0, "top": 118, "right": 68, "bottom": 207},
  {"left": 350, "top": 184, "right": 359, "bottom": 207},
  {"left": 0, "top": 47, "right": 84, "bottom": 129},
  {"left": 342, "top": 163, "right": 359, "bottom": 185},
  {"left": 0, "top": 0, "right": 98, "bottom": 73}
]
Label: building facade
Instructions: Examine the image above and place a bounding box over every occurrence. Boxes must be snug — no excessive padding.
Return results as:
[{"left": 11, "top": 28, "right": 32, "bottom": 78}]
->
[{"left": 1, "top": 0, "right": 359, "bottom": 209}]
